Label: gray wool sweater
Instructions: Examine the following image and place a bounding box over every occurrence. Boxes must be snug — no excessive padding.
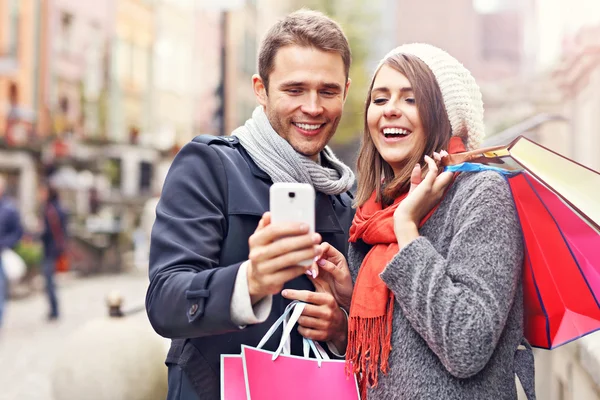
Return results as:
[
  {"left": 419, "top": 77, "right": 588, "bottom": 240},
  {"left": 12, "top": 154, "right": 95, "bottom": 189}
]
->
[{"left": 349, "top": 171, "right": 536, "bottom": 400}]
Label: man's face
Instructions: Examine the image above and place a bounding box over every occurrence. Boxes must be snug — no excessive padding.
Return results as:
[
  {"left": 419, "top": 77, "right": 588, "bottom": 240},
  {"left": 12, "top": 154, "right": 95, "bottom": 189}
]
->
[{"left": 253, "top": 46, "right": 350, "bottom": 161}]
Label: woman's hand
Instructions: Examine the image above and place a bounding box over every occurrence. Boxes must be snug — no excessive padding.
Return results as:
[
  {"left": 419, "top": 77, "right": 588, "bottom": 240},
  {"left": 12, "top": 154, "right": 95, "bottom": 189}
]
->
[
  {"left": 393, "top": 151, "right": 453, "bottom": 247},
  {"left": 311, "top": 242, "right": 354, "bottom": 311},
  {"left": 281, "top": 242, "right": 353, "bottom": 350}
]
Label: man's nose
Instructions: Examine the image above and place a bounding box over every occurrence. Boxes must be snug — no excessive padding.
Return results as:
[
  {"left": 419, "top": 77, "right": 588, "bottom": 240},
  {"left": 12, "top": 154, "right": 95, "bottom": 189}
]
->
[{"left": 300, "top": 92, "right": 324, "bottom": 117}]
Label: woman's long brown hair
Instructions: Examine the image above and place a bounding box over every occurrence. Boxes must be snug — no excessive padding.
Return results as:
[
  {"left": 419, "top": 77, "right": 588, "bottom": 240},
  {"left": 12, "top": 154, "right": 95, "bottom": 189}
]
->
[{"left": 355, "top": 54, "right": 456, "bottom": 207}]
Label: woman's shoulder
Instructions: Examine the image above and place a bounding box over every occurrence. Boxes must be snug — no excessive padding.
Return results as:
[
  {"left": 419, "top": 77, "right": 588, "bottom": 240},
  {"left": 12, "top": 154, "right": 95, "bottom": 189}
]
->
[
  {"left": 452, "top": 170, "right": 511, "bottom": 197},
  {"left": 448, "top": 170, "right": 515, "bottom": 213}
]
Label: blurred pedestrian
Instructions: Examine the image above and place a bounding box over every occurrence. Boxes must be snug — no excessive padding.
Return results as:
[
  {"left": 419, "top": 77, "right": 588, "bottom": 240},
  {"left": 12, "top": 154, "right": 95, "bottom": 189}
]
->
[
  {"left": 39, "top": 184, "right": 68, "bottom": 321},
  {"left": 0, "top": 174, "right": 23, "bottom": 328}
]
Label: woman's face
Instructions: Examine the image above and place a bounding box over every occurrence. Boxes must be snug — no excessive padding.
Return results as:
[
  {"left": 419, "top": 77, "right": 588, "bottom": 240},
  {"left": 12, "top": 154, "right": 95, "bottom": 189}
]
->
[{"left": 367, "top": 65, "right": 426, "bottom": 176}]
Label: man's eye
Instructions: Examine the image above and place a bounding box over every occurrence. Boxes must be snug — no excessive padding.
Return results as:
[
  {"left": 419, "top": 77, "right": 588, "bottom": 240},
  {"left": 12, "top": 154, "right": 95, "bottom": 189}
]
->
[
  {"left": 287, "top": 89, "right": 302, "bottom": 94},
  {"left": 321, "top": 91, "right": 336, "bottom": 97}
]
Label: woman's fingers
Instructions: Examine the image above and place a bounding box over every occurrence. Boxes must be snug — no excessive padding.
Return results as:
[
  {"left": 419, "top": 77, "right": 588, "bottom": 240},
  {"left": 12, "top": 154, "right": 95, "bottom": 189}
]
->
[
  {"left": 433, "top": 171, "right": 454, "bottom": 192},
  {"left": 409, "top": 163, "right": 422, "bottom": 193},
  {"left": 423, "top": 155, "right": 439, "bottom": 186}
]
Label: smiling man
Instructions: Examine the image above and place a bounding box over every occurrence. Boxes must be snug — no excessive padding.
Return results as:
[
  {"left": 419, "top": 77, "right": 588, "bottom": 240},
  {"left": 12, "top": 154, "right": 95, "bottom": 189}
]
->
[{"left": 146, "top": 10, "right": 355, "bottom": 400}]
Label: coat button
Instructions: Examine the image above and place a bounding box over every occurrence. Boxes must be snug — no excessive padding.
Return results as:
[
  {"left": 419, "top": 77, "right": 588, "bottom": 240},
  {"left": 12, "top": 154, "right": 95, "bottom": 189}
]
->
[{"left": 189, "top": 303, "right": 199, "bottom": 316}]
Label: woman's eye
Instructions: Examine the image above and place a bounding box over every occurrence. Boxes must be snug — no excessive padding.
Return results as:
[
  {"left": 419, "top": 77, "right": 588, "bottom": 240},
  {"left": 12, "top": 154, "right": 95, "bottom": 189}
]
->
[
  {"left": 373, "top": 98, "right": 387, "bottom": 105},
  {"left": 405, "top": 97, "right": 416, "bottom": 104}
]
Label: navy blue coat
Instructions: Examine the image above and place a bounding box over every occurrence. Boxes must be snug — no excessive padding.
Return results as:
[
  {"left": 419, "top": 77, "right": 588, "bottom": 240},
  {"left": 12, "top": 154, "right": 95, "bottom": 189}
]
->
[
  {"left": 0, "top": 196, "right": 23, "bottom": 251},
  {"left": 146, "top": 135, "right": 355, "bottom": 399},
  {"left": 41, "top": 200, "right": 68, "bottom": 258}
]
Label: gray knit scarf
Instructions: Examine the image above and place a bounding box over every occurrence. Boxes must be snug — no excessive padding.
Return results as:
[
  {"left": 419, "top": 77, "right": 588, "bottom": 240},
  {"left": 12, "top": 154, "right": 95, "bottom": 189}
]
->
[{"left": 233, "top": 107, "right": 355, "bottom": 195}]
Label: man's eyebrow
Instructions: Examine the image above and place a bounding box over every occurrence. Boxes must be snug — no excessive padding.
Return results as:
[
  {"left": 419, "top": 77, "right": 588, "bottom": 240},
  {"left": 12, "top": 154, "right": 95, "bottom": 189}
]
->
[
  {"left": 278, "top": 81, "right": 343, "bottom": 91},
  {"left": 321, "top": 82, "right": 343, "bottom": 91},
  {"left": 279, "top": 81, "right": 305, "bottom": 88}
]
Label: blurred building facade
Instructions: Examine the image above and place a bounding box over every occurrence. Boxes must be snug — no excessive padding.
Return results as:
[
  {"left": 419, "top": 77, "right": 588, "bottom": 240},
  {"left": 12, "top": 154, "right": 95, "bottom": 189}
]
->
[
  {"left": 394, "top": 0, "right": 535, "bottom": 83},
  {"left": 48, "top": 0, "right": 115, "bottom": 141},
  {"left": 110, "top": 0, "right": 153, "bottom": 144}
]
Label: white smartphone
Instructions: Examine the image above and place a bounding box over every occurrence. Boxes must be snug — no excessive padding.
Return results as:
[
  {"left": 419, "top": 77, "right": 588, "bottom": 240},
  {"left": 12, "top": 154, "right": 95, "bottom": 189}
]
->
[{"left": 269, "top": 182, "right": 316, "bottom": 267}]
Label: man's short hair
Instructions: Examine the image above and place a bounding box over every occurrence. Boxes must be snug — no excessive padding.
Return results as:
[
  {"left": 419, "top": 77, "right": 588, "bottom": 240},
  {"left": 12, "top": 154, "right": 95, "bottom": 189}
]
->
[{"left": 258, "top": 9, "right": 351, "bottom": 92}]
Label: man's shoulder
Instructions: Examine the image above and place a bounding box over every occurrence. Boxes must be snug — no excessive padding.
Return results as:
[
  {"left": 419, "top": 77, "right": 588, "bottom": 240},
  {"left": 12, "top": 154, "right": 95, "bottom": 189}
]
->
[{"left": 192, "top": 134, "right": 240, "bottom": 148}]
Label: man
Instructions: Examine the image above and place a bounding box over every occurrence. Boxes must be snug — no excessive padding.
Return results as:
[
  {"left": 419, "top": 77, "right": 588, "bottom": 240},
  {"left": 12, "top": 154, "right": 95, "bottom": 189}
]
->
[
  {"left": 0, "top": 174, "right": 23, "bottom": 328},
  {"left": 146, "top": 9, "right": 355, "bottom": 400}
]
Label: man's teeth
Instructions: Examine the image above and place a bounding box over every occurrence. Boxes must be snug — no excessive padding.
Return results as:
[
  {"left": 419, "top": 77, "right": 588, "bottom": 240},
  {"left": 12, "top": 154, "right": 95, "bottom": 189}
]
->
[
  {"left": 295, "top": 123, "right": 322, "bottom": 131},
  {"left": 383, "top": 128, "right": 410, "bottom": 136}
]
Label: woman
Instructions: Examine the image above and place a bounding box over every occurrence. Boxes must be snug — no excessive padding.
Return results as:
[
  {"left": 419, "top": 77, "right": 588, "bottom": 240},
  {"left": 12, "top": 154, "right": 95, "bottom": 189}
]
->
[{"left": 315, "top": 44, "right": 534, "bottom": 399}]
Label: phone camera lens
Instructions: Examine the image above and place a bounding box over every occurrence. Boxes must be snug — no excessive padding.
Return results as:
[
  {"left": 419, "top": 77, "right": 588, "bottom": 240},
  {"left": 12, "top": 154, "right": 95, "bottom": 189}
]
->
[{"left": 288, "top": 192, "right": 295, "bottom": 198}]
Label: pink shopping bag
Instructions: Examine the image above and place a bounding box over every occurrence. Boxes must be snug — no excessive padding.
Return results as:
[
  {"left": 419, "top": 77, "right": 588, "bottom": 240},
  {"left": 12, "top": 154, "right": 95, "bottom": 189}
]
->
[
  {"left": 242, "top": 345, "right": 360, "bottom": 400},
  {"left": 241, "top": 301, "right": 360, "bottom": 400},
  {"left": 220, "top": 355, "right": 247, "bottom": 400}
]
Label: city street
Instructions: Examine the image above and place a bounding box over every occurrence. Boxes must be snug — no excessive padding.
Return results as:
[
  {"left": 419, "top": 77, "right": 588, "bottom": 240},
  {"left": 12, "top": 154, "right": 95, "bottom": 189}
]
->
[{"left": 0, "top": 271, "right": 156, "bottom": 400}]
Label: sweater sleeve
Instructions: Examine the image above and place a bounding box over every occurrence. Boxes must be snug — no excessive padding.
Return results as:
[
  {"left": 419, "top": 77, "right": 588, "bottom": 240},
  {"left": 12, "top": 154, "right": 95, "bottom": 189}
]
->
[{"left": 380, "top": 171, "right": 524, "bottom": 379}]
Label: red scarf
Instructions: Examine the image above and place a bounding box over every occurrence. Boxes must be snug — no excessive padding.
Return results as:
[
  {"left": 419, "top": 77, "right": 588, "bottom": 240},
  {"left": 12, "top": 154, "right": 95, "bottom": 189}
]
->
[{"left": 347, "top": 137, "right": 465, "bottom": 397}]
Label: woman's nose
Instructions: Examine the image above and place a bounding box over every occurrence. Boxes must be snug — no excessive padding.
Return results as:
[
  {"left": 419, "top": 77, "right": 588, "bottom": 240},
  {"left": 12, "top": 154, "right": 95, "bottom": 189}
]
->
[{"left": 383, "top": 100, "right": 401, "bottom": 118}]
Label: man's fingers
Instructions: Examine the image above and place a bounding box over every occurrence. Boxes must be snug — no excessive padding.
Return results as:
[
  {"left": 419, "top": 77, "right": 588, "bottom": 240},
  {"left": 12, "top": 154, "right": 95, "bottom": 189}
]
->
[
  {"left": 248, "top": 221, "right": 312, "bottom": 247},
  {"left": 249, "top": 233, "right": 320, "bottom": 264},
  {"left": 256, "top": 212, "right": 271, "bottom": 230},
  {"left": 256, "top": 266, "right": 307, "bottom": 295},
  {"left": 258, "top": 247, "right": 319, "bottom": 274}
]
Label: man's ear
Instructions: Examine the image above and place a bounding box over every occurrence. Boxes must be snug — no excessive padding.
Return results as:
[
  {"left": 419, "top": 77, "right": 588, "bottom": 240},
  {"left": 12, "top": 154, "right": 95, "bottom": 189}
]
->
[
  {"left": 343, "top": 78, "right": 352, "bottom": 103},
  {"left": 252, "top": 74, "right": 268, "bottom": 107}
]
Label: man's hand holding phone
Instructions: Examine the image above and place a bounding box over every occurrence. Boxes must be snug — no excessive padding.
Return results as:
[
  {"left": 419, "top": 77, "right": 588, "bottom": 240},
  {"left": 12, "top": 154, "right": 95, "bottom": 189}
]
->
[{"left": 246, "top": 212, "right": 322, "bottom": 304}]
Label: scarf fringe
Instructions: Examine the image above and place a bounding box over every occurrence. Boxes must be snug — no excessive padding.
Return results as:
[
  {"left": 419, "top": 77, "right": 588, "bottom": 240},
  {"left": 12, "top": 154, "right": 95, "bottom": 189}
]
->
[{"left": 346, "top": 293, "right": 395, "bottom": 399}]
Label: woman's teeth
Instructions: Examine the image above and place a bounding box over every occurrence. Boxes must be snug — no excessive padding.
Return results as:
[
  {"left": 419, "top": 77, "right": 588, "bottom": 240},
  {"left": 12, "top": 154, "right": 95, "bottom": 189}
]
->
[{"left": 383, "top": 128, "right": 410, "bottom": 138}]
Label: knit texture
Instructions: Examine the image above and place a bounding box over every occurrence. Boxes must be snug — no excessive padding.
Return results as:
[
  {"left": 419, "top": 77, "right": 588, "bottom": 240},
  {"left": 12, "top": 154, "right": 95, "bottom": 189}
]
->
[
  {"left": 348, "top": 171, "right": 535, "bottom": 399},
  {"left": 233, "top": 106, "right": 355, "bottom": 195},
  {"left": 378, "top": 43, "right": 485, "bottom": 150}
]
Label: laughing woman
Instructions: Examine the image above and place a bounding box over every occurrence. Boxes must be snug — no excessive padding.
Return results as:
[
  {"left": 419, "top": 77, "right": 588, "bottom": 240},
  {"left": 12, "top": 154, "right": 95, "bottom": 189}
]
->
[{"left": 343, "top": 44, "right": 535, "bottom": 399}]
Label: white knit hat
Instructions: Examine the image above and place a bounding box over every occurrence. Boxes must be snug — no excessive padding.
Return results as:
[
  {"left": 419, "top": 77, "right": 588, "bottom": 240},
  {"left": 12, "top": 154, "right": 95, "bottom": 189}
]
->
[{"left": 377, "top": 43, "right": 485, "bottom": 150}]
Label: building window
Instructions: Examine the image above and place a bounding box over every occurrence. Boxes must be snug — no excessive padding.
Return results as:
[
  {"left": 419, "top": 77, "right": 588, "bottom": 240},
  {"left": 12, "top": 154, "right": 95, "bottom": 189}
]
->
[
  {"left": 116, "top": 39, "right": 132, "bottom": 85},
  {"left": 59, "top": 11, "right": 74, "bottom": 53},
  {"left": 132, "top": 45, "right": 149, "bottom": 90},
  {"left": 139, "top": 161, "right": 153, "bottom": 194},
  {"left": 2, "top": 0, "right": 19, "bottom": 57},
  {"left": 105, "top": 158, "right": 122, "bottom": 190}
]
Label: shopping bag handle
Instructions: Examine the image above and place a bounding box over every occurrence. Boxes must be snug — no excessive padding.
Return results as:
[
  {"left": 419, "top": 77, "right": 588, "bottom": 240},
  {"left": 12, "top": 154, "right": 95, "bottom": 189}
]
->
[
  {"left": 301, "top": 338, "right": 330, "bottom": 367},
  {"left": 255, "top": 301, "right": 331, "bottom": 367},
  {"left": 273, "top": 302, "right": 330, "bottom": 367},
  {"left": 256, "top": 300, "right": 301, "bottom": 350}
]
